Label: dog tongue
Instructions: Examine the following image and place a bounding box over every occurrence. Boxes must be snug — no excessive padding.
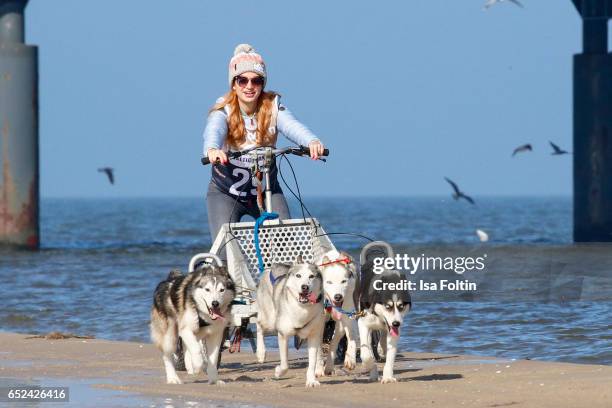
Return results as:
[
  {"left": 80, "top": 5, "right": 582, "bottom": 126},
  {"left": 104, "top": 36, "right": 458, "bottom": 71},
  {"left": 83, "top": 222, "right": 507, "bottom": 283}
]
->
[
  {"left": 307, "top": 292, "right": 318, "bottom": 304},
  {"left": 390, "top": 326, "right": 400, "bottom": 337},
  {"left": 210, "top": 308, "right": 224, "bottom": 321}
]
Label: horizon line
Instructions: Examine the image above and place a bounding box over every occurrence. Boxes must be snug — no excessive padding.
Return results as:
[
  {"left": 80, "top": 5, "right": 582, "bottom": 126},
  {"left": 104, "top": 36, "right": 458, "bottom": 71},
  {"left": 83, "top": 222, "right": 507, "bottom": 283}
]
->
[{"left": 39, "top": 194, "right": 574, "bottom": 200}]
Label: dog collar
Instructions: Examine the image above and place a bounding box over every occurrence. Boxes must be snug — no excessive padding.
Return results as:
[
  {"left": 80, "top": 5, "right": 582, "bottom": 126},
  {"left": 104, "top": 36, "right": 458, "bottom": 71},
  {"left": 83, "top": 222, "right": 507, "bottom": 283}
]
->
[
  {"left": 323, "top": 299, "right": 363, "bottom": 319},
  {"left": 318, "top": 257, "right": 352, "bottom": 267}
]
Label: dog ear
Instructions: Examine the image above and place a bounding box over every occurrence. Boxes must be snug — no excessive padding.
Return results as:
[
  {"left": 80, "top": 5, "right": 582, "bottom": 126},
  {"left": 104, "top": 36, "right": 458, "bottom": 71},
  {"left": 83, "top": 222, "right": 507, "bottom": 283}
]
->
[
  {"left": 310, "top": 265, "right": 322, "bottom": 279},
  {"left": 225, "top": 277, "right": 235, "bottom": 292},
  {"left": 272, "top": 263, "right": 291, "bottom": 279},
  {"left": 322, "top": 255, "right": 330, "bottom": 264},
  {"left": 341, "top": 252, "right": 356, "bottom": 274},
  {"left": 296, "top": 254, "right": 303, "bottom": 264}
]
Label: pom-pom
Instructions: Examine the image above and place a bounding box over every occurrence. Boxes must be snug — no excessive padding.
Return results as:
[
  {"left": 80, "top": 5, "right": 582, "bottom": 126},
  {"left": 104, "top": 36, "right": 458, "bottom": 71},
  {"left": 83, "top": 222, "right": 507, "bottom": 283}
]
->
[{"left": 234, "top": 43, "right": 254, "bottom": 56}]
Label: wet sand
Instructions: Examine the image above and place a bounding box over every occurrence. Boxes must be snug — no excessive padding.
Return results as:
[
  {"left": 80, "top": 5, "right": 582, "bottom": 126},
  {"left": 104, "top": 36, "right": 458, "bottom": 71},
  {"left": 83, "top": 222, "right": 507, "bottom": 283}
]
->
[{"left": 0, "top": 332, "right": 610, "bottom": 407}]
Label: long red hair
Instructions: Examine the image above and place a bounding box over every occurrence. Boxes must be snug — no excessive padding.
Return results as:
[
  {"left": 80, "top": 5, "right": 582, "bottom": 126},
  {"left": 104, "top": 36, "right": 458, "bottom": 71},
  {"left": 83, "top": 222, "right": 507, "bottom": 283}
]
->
[{"left": 210, "top": 90, "right": 278, "bottom": 149}]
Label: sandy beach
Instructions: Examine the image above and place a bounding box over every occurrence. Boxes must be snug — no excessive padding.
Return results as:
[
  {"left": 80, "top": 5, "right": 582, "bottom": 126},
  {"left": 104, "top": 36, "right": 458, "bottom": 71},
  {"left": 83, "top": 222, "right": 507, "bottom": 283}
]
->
[{"left": 0, "top": 332, "right": 610, "bottom": 407}]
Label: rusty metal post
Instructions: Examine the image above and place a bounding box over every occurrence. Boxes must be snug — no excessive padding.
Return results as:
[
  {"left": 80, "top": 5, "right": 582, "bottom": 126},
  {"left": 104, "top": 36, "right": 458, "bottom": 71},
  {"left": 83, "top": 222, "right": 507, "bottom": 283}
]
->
[
  {"left": 0, "top": 0, "right": 39, "bottom": 248},
  {"left": 571, "top": 0, "right": 612, "bottom": 242}
]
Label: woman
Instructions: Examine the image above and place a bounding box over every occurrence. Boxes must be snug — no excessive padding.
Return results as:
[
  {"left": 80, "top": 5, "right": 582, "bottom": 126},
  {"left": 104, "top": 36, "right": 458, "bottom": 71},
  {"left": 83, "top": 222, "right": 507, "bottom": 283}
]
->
[{"left": 202, "top": 44, "right": 325, "bottom": 243}]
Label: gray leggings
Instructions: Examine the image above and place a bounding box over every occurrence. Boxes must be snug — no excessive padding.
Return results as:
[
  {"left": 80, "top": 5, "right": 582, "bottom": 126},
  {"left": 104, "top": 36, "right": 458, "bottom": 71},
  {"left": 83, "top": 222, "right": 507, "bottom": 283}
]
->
[{"left": 206, "top": 182, "right": 291, "bottom": 244}]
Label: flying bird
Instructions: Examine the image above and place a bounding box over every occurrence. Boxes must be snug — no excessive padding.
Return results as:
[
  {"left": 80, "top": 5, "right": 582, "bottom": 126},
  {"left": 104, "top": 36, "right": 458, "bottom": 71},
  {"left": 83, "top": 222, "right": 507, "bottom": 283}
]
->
[
  {"left": 444, "top": 177, "right": 475, "bottom": 205},
  {"left": 476, "top": 229, "right": 489, "bottom": 242},
  {"left": 483, "top": 0, "right": 524, "bottom": 9},
  {"left": 98, "top": 167, "right": 115, "bottom": 184},
  {"left": 512, "top": 143, "right": 532, "bottom": 157},
  {"left": 549, "top": 141, "right": 570, "bottom": 155}
]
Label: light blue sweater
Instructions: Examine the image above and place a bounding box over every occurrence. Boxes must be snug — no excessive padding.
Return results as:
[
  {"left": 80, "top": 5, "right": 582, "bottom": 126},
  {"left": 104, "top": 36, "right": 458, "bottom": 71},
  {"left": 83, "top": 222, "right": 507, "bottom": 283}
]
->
[{"left": 202, "top": 99, "right": 319, "bottom": 154}]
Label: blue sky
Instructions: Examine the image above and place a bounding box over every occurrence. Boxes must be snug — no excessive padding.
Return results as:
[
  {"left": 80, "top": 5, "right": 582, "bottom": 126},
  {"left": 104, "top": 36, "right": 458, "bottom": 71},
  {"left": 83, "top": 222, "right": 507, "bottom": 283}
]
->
[{"left": 25, "top": 0, "right": 603, "bottom": 198}]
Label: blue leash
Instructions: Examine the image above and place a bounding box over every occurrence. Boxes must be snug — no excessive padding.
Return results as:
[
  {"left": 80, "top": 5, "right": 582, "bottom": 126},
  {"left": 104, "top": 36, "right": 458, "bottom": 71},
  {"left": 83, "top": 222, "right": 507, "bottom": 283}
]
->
[{"left": 254, "top": 211, "right": 279, "bottom": 277}]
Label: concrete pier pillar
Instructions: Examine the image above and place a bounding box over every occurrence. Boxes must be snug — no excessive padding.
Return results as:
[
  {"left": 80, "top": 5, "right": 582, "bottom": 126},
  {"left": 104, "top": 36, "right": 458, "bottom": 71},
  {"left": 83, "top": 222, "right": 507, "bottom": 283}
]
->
[
  {"left": 0, "top": 0, "right": 39, "bottom": 248},
  {"left": 571, "top": 0, "right": 612, "bottom": 242},
  {"left": 573, "top": 53, "right": 612, "bottom": 242}
]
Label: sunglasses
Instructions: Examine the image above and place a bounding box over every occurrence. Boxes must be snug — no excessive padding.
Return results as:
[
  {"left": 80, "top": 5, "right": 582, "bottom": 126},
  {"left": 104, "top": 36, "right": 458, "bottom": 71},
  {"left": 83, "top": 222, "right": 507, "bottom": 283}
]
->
[{"left": 235, "top": 75, "right": 265, "bottom": 88}]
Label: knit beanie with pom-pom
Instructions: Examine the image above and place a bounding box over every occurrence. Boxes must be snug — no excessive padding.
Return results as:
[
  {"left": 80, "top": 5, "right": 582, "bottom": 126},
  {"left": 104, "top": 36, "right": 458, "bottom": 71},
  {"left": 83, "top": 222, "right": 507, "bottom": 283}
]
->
[{"left": 228, "top": 44, "right": 267, "bottom": 88}]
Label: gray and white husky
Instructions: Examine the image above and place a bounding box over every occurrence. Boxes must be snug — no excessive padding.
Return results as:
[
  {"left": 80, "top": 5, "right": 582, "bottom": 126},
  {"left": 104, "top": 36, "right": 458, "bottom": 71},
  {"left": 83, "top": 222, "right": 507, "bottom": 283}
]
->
[
  {"left": 150, "top": 264, "right": 235, "bottom": 385},
  {"left": 315, "top": 250, "right": 359, "bottom": 376},
  {"left": 358, "top": 241, "right": 411, "bottom": 384},
  {"left": 256, "top": 257, "right": 326, "bottom": 387}
]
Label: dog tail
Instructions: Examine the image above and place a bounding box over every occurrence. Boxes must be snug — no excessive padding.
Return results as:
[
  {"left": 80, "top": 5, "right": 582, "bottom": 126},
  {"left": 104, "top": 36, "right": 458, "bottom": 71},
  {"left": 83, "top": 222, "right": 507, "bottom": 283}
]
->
[
  {"left": 360, "top": 241, "right": 394, "bottom": 266},
  {"left": 358, "top": 241, "right": 395, "bottom": 311},
  {"left": 166, "top": 269, "right": 182, "bottom": 281}
]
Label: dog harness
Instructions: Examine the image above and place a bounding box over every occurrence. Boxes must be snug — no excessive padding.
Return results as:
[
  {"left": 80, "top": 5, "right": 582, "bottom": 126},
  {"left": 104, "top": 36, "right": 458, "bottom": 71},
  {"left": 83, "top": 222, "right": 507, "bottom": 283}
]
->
[
  {"left": 197, "top": 312, "right": 210, "bottom": 328},
  {"left": 268, "top": 268, "right": 286, "bottom": 286},
  {"left": 292, "top": 293, "right": 324, "bottom": 332}
]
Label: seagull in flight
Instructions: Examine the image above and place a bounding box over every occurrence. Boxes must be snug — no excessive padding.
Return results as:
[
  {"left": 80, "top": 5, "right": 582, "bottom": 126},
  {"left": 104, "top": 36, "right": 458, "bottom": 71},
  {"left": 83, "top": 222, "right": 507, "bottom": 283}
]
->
[
  {"left": 512, "top": 143, "right": 532, "bottom": 157},
  {"left": 98, "top": 167, "right": 115, "bottom": 184},
  {"left": 549, "top": 141, "right": 570, "bottom": 155},
  {"left": 483, "top": 0, "right": 524, "bottom": 9},
  {"left": 476, "top": 229, "right": 489, "bottom": 242},
  {"left": 444, "top": 177, "right": 475, "bottom": 205}
]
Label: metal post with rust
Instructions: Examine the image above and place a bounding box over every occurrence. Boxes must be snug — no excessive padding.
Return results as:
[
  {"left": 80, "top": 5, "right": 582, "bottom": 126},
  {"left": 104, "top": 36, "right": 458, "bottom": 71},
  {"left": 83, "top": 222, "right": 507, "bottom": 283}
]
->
[
  {"left": 571, "top": 0, "right": 612, "bottom": 242},
  {"left": 0, "top": 0, "right": 39, "bottom": 248}
]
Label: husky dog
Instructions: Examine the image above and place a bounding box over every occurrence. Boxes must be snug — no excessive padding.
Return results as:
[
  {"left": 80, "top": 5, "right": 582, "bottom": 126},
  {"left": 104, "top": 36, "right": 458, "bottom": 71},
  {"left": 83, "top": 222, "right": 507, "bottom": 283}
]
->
[
  {"left": 358, "top": 241, "right": 411, "bottom": 384},
  {"left": 315, "top": 250, "right": 359, "bottom": 376},
  {"left": 256, "top": 257, "right": 326, "bottom": 387},
  {"left": 150, "top": 265, "right": 235, "bottom": 385}
]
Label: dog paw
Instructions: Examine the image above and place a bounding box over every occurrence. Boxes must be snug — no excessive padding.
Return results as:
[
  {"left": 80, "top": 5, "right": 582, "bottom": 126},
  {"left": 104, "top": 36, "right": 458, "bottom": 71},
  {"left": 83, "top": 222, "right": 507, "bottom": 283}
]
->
[
  {"left": 191, "top": 361, "right": 204, "bottom": 374},
  {"left": 381, "top": 376, "right": 397, "bottom": 384},
  {"left": 305, "top": 380, "right": 321, "bottom": 388},
  {"left": 315, "top": 366, "right": 325, "bottom": 378},
  {"left": 256, "top": 351, "right": 266, "bottom": 364},
  {"left": 274, "top": 366, "right": 288, "bottom": 378},
  {"left": 166, "top": 376, "right": 182, "bottom": 385},
  {"left": 343, "top": 359, "right": 356, "bottom": 371},
  {"left": 209, "top": 379, "right": 226, "bottom": 386},
  {"left": 359, "top": 362, "right": 375, "bottom": 372}
]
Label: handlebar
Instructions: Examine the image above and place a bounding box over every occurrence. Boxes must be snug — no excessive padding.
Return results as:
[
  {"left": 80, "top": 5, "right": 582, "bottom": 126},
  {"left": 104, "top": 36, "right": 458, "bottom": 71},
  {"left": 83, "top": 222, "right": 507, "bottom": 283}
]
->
[{"left": 201, "top": 146, "right": 329, "bottom": 166}]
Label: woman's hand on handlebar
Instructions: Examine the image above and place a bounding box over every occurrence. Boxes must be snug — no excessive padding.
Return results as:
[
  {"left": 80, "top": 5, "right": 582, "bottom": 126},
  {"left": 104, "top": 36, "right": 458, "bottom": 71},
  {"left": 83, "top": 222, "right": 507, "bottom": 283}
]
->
[
  {"left": 308, "top": 140, "right": 325, "bottom": 160},
  {"left": 207, "top": 148, "right": 228, "bottom": 165}
]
